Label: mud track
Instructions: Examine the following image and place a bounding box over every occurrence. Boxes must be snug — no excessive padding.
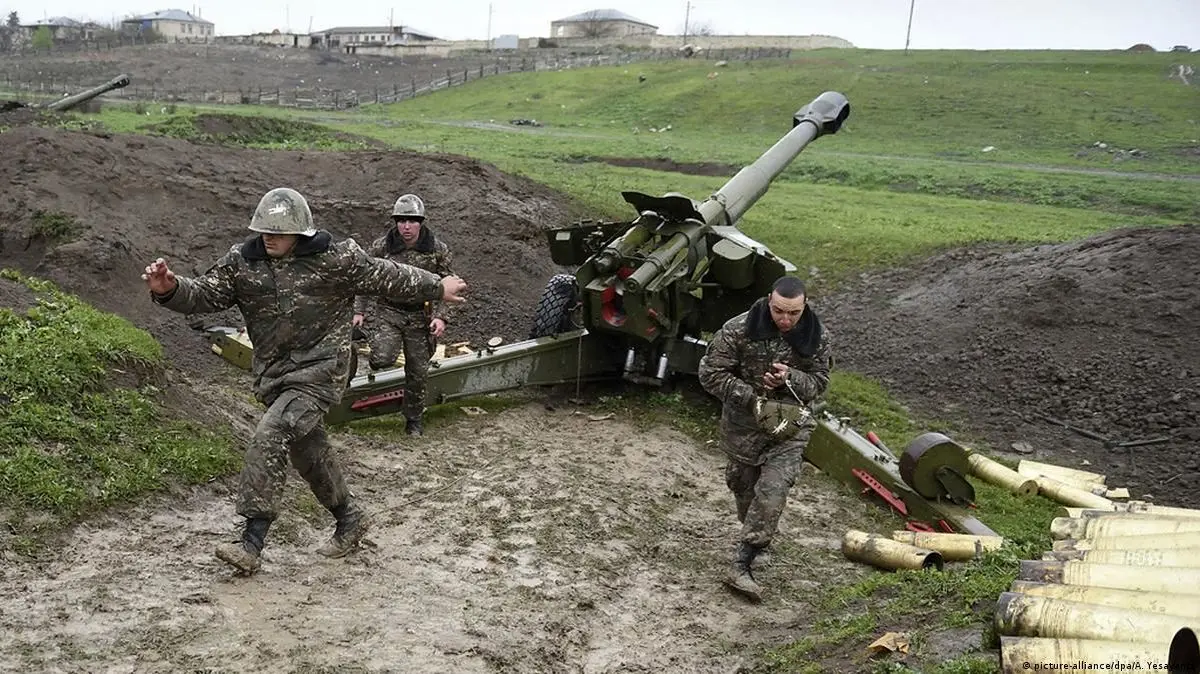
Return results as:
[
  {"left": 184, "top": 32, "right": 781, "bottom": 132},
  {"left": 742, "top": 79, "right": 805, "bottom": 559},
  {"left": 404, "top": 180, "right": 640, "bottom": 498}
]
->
[{"left": 0, "top": 394, "right": 874, "bottom": 673}]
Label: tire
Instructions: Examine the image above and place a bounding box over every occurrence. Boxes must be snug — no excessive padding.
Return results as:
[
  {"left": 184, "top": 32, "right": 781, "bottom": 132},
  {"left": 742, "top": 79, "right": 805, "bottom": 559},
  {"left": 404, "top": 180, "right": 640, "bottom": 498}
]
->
[{"left": 529, "top": 273, "right": 579, "bottom": 339}]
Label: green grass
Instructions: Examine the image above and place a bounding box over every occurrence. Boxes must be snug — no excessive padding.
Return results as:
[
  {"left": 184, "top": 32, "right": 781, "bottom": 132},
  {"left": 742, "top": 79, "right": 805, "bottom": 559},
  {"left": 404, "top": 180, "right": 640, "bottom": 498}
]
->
[
  {"left": 0, "top": 270, "right": 237, "bottom": 543},
  {"left": 30, "top": 210, "right": 79, "bottom": 242},
  {"left": 359, "top": 51, "right": 1200, "bottom": 171}
]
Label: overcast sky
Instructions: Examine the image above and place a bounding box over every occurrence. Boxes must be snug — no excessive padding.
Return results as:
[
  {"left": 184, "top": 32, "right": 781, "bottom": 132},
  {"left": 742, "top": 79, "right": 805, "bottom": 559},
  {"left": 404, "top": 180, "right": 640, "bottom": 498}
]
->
[{"left": 5, "top": 0, "right": 1198, "bottom": 51}]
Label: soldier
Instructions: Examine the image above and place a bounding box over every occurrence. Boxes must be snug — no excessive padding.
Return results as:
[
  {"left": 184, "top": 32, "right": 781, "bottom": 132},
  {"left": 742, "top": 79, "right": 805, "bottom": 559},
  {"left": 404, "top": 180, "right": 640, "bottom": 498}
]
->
[
  {"left": 697, "top": 275, "right": 832, "bottom": 602},
  {"left": 352, "top": 193, "right": 455, "bottom": 437},
  {"left": 142, "top": 187, "right": 468, "bottom": 575}
]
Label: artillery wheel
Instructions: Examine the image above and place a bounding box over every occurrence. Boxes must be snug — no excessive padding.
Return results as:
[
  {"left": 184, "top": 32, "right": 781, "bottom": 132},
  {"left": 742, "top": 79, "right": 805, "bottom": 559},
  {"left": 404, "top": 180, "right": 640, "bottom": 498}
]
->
[
  {"left": 900, "top": 432, "right": 974, "bottom": 503},
  {"left": 529, "top": 274, "right": 578, "bottom": 339}
]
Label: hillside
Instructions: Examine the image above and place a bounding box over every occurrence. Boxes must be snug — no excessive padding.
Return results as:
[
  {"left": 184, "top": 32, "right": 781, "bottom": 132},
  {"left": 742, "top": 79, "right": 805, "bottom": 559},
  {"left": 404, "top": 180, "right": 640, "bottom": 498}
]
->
[{"left": 1, "top": 47, "right": 1199, "bottom": 673}]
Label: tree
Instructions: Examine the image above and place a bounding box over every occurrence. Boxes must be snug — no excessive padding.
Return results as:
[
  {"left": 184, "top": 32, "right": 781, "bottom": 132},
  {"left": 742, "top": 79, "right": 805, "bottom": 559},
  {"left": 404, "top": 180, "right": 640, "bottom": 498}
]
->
[
  {"left": 31, "top": 25, "right": 53, "bottom": 50},
  {"left": 575, "top": 11, "right": 617, "bottom": 38},
  {"left": 0, "top": 11, "right": 17, "bottom": 51},
  {"left": 679, "top": 20, "right": 717, "bottom": 37}
]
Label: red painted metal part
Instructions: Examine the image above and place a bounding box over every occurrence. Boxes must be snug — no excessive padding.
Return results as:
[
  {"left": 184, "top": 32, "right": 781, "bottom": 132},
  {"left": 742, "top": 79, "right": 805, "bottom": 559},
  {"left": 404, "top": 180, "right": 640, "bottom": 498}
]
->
[
  {"left": 852, "top": 468, "right": 908, "bottom": 516},
  {"left": 852, "top": 467, "right": 956, "bottom": 534},
  {"left": 350, "top": 389, "right": 404, "bottom": 410}
]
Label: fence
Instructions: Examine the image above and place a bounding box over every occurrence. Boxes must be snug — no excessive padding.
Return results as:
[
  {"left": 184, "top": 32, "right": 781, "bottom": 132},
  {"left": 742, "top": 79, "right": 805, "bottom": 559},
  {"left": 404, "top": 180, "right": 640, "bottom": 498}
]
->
[{"left": 0, "top": 47, "right": 792, "bottom": 111}]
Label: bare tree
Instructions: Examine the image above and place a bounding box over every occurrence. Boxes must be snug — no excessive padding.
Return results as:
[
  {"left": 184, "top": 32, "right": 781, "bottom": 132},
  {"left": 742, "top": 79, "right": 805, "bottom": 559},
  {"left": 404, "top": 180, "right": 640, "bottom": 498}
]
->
[
  {"left": 677, "top": 20, "right": 717, "bottom": 37},
  {"left": 575, "top": 11, "right": 617, "bottom": 38},
  {"left": 0, "top": 11, "right": 18, "bottom": 51}
]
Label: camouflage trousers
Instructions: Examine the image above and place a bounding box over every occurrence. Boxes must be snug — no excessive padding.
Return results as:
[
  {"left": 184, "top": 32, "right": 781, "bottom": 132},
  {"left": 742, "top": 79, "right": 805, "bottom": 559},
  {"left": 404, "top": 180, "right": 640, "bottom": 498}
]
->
[
  {"left": 367, "top": 320, "right": 433, "bottom": 420},
  {"left": 237, "top": 388, "right": 351, "bottom": 520},
  {"left": 724, "top": 431, "right": 809, "bottom": 547}
]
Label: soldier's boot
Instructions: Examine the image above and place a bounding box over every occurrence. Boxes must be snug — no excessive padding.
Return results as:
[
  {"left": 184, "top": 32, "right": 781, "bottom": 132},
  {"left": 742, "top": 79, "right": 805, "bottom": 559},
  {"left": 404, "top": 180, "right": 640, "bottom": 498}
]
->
[
  {"left": 405, "top": 416, "right": 423, "bottom": 437},
  {"left": 724, "top": 542, "right": 764, "bottom": 602},
  {"left": 316, "top": 502, "right": 370, "bottom": 558},
  {"left": 215, "top": 517, "right": 271, "bottom": 575}
]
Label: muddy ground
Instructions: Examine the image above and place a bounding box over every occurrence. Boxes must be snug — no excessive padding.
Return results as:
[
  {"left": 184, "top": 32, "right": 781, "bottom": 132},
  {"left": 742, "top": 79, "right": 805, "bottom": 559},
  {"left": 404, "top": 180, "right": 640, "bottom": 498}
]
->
[
  {"left": 1, "top": 111, "right": 1198, "bottom": 672},
  {"left": 821, "top": 225, "right": 1200, "bottom": 508},
  {"left": 0, "top": 379, "right": 887, "bottom": 673},
  {"left": 0, "top": 43, "right": 535, "bottom": 95}
]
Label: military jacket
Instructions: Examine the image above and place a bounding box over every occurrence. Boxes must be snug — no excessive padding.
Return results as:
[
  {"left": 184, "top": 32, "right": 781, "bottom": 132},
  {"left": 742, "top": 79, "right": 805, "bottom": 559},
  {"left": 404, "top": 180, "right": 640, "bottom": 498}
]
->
[
  {"left": 698, "top": 296, "right": 833, "bottom": 464},
  {"left": 354, "top": 225, "right": 455, "bottom": 325},
  {"left": 154, "top": 231, "right": 443, "bottom": 406}
]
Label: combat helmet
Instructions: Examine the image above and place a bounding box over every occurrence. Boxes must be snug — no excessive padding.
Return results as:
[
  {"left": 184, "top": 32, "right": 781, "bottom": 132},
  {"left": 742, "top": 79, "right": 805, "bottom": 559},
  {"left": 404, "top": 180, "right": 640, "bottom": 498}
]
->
[
  {"left": 249, "top": 187, "right": 317, "bottom": 236},
  {"left": 391, "top": 194, "right": 426, "bottom": 222}
]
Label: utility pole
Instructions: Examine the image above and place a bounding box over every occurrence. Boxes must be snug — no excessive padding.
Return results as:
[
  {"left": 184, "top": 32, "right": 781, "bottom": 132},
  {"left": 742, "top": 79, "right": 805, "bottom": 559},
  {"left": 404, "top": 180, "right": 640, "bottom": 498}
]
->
[
  {"left": 486, "top": 2, "right": 493, "bottom": 51},
  {"left": 904, "top": 0, "right": 915, "bottom": 54},
  {"left": 682, "top": 0, "right": 691, "bottom": 44}
]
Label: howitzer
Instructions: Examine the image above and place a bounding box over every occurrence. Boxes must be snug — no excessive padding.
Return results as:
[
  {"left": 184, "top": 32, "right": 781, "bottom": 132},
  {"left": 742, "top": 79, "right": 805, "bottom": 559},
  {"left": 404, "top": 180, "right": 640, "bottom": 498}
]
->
[
  {"left": 325, "top": 90, "right": 852, "bottom": 419},
  {"left": 1, "top": 74, "right": 131, "bottom": 114},
  {"left": 202, "top": 90, "right": 996, "bottom": 536},
  {"left": 43, "top": 74, "right": 131, "bottom": 112}
]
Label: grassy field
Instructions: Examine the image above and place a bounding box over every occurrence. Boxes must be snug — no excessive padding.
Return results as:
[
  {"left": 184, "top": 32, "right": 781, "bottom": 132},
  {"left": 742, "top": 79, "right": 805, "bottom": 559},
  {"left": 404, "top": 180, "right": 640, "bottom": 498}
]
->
[
  {"left": 4, "top": 47, "right": 1199, "bottom": 671},
  {"left": 0, "top": 271, "right": 237, "bottom": 553}
]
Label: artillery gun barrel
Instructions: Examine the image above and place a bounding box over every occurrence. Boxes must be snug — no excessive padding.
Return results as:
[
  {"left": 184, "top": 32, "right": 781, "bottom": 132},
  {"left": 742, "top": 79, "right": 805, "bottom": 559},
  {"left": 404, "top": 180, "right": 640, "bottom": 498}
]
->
[
  {"left": 42, "top": 74, "right": 131, "bottom": 112},
  {"left": 698, "top": 91, "right": 849, "bottom": 227},
  {"left": 624, "top": 231, "right": 690, "bottom": 293},
  {"left": 594, "top": 223, "right": 650, "bottom": 274}
]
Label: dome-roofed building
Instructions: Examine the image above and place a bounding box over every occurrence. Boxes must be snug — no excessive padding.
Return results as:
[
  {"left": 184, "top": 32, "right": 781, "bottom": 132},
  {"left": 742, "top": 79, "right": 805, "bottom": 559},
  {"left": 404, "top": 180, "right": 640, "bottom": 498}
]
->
[{"left": 550, "top": 9, "right": 658, "bottom": 38}]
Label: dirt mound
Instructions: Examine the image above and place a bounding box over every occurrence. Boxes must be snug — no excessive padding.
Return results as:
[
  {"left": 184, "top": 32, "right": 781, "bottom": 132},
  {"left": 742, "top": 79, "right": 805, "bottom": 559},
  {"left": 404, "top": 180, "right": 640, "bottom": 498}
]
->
[
  {"left": 146, "top": 113, "right": 389, "bottom": 149},
  {"left": 822, "top": 224, "right": 1200, "bottom": 507},
  {"left": 0, "top": 124, "right": 581, "bottom": 375},
  {"left": 571, "top": 156, "right": 740, "bottom": 177},
  {"left": 0, "top": 277, "right": 38, "bottom": 315}
]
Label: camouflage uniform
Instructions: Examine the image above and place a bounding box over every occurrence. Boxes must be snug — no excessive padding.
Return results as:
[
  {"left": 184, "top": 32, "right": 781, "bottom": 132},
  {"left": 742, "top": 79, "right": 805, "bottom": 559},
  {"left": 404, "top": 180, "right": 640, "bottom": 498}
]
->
[
  {"left": 698, "top": 295, "right": 832, "bottom": 598},
  {"left": 353, "top": 224, "right": 455, "bottom": 423},
  {"left": 153, "top": 223, "right": 443, "bottom": 570}
]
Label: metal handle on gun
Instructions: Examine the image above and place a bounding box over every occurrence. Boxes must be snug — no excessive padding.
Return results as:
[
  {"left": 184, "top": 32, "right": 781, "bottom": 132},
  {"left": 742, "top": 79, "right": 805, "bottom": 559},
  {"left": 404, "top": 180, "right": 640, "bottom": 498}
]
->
[{"left": 782, "top": 377, "right": 821, "bottom": 427}]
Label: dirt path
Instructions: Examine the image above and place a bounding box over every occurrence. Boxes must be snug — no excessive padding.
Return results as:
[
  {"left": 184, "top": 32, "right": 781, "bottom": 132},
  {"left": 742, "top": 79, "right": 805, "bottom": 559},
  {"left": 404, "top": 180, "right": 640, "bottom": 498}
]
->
[{"left": 0, "top": 394, "right": 873, "bottom": 673}]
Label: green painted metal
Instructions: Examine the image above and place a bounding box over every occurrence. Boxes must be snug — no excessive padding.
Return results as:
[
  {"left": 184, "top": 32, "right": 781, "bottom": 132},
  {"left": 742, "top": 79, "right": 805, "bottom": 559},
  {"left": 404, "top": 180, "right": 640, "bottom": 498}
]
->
[
  {"left": 805, "top": 418, "right": 998, "bottom": 536},
  {"left": 43, "top": 74, "right": 131, "bottom": 112},
  {"left": 327, "top": 330, "right": 625, "bottom": 424}
]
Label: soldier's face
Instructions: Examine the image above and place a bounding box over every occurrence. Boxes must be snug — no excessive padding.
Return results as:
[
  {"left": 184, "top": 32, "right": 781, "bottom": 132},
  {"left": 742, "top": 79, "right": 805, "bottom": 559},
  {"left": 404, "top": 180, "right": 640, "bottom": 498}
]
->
[
  {"left": 262, "top": 233, "right": 299, "bottom": 258},
  {"left": 768, "top": 292, "right": 806, "bottom": 333},
  {"left": 395, "top": 218, "right": 422, "bottom": 244}
]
